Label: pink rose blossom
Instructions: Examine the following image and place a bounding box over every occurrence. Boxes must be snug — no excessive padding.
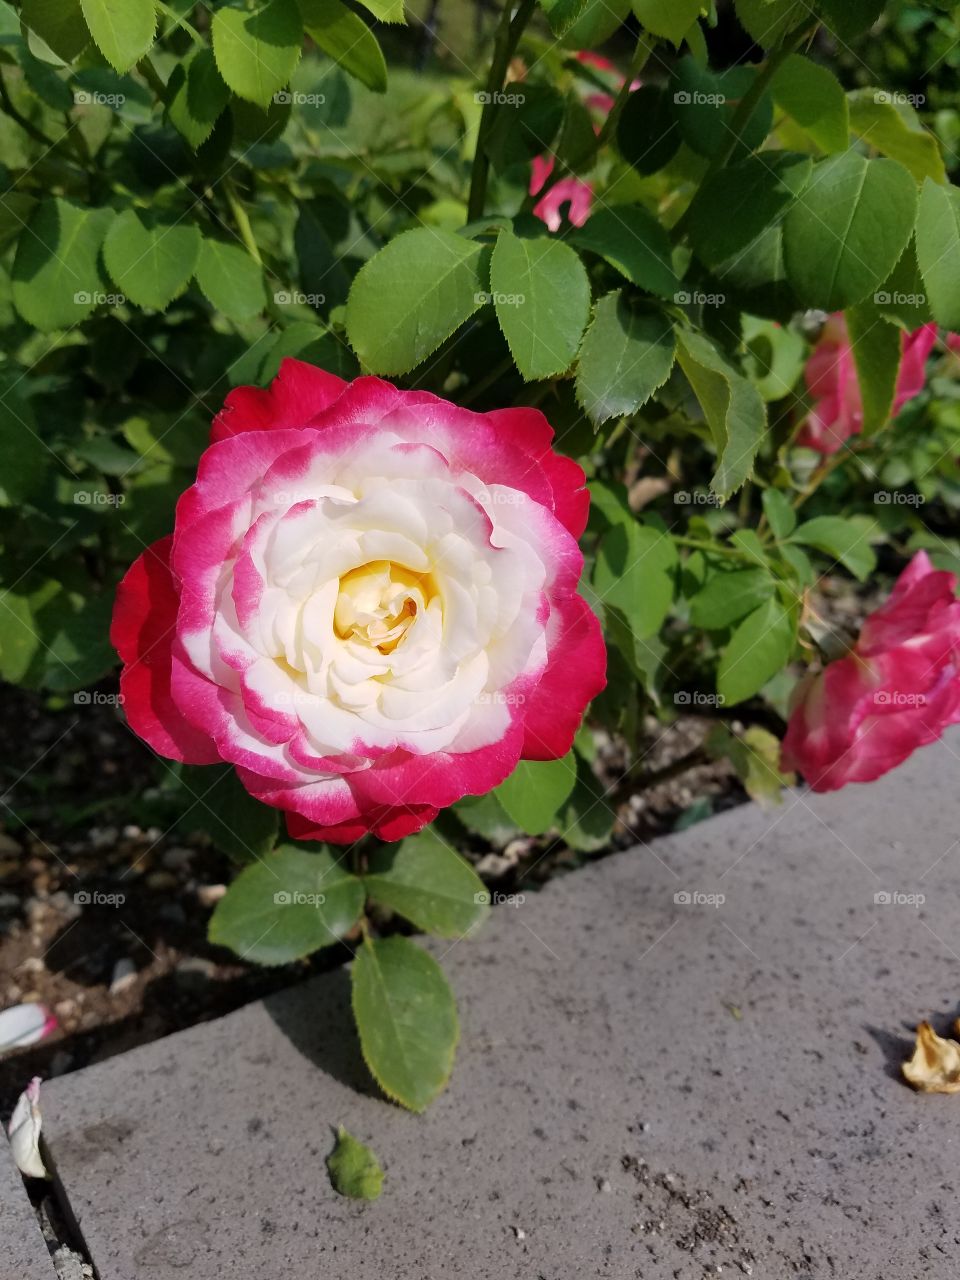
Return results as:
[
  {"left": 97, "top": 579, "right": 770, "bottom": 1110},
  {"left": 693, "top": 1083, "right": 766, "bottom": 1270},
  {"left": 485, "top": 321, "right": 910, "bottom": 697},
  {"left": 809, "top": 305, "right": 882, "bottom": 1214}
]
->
[
  {"left": 797, "top": 315, "right": 937, "bottom": 455},
  {"left": 529, "top": 155, "right": 593, "bottom": 232},
  {"left": 112, "top": 362, "right": 605, "bottom": 843},
  {"left": 781, "top": 551, "right": 960, "bottom": 791}
]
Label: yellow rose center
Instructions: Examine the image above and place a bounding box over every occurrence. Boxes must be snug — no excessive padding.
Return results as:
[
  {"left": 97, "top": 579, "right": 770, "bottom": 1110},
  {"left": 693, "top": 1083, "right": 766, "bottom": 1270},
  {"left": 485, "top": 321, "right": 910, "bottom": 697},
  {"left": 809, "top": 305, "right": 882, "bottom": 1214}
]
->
[{"left": 334, "top": 561, "right": 433, "bottom": 654}]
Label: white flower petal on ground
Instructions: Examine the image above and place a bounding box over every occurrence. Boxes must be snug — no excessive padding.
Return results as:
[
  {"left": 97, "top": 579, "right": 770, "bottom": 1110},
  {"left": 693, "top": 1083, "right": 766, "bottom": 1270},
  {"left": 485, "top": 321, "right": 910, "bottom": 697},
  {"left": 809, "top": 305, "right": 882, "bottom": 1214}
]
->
[{"left": 8, "top": 1077, "right": 48, "bottom": 1178}]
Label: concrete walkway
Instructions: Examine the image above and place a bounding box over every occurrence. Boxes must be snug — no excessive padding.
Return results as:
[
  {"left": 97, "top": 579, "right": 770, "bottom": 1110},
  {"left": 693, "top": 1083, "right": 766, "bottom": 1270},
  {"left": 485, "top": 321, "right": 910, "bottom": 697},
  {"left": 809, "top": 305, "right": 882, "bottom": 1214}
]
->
[{"left": 8, "top": 732, "right": 960, "bottom": 1277}]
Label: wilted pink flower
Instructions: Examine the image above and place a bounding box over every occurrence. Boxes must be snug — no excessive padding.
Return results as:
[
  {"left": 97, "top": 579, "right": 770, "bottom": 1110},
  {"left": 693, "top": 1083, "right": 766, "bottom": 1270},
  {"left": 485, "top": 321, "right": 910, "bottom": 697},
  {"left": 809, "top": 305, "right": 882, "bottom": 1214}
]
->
[
  {"left": 0, "top": 1003, "right": 56, "bottom": 1057},
  {"left": 782, "top": 551, "right": 960, "bottom": 790},
  {"left": 797, "top": 316, "right": 937, "bottom": 454}
]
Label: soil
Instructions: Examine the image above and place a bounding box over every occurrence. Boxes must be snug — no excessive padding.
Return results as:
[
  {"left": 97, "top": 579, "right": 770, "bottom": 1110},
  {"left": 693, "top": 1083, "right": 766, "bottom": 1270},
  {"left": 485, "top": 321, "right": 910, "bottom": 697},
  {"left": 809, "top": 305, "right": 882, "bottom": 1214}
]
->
[{"left": 0, "top": 681, "right": 743, "bottom": 1118}]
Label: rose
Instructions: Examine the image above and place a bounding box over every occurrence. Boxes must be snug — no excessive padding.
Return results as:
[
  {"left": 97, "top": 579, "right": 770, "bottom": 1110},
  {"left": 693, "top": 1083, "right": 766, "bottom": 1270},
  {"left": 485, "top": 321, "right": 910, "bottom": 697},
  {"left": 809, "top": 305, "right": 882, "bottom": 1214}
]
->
[
  {"left": 797, "top": 315, "right": 937, "bottom": 455},
  {"left": 781, "top": 551, "right": 960, "bottom": 791},
  {"left": 112, "top": 361, "right": 606, "bottom": 843}
]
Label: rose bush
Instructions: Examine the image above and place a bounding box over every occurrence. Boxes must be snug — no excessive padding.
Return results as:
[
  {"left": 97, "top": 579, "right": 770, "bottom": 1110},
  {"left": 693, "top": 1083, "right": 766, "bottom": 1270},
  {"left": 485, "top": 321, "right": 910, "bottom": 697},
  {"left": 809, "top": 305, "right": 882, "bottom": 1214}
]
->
[{"left": 111, "top": 361, "right": 605, "bottom": 843}]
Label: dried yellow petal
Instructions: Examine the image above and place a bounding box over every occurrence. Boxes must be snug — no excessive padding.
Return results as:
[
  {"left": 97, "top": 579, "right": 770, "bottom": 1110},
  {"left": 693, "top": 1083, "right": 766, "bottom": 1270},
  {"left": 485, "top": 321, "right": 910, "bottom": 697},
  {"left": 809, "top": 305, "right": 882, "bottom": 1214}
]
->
[{"left": 902, "top": 1021, "right": 960, "bottom": 1093}]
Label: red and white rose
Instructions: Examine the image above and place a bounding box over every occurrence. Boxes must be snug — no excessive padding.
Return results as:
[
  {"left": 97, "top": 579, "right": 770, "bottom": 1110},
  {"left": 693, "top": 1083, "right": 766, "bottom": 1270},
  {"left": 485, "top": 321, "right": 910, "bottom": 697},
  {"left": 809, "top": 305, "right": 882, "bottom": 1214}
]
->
[{"left": 112, "top": 362, "right": 605, "bottom": 843}]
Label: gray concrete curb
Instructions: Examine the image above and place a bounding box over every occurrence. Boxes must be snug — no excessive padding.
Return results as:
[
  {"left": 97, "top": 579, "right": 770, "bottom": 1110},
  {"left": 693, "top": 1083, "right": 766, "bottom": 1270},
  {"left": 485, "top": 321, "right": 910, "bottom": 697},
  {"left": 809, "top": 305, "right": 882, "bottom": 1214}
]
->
[
  {"left": 33, "top": 732, "right": 960, "bottom": 1277},
  {"left": 1, "top": 1130, "right": 55, "bottom": 1279}
]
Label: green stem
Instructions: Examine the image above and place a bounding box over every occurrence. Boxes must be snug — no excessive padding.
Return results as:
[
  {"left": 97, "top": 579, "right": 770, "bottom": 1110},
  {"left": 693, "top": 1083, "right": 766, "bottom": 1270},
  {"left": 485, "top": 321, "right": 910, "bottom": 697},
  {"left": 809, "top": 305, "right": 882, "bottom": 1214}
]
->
[
  {"left": 223, "top": 176, "right": 262, "bottom": 265},
  {"left": 672, "top": 22, "right": 816, "bottom": 242},
  {"left": 156, "top": 0, "right": 204, "bottom": 43},
  {"left": 594, "top": 36, "right": 653, "bottom": 152},
  {"left": 672, "top": 535, "right": 754, "bottom": 560},
  {"left": 466, "top": 0, "right": 537, "bottom": 223},
  {"left": 138, "top": 55, "right": 167, "bottom": 100},
  {"left": 0, "top": 70, "right": 55, "bottom": 148}
]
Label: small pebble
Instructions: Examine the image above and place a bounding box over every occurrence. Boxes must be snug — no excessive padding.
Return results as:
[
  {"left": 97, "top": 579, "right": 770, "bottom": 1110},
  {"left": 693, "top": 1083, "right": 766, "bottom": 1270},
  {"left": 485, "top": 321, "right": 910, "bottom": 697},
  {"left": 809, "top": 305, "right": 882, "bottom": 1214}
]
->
[
  {"left": 109, "top": 958, "right": 137, "bottom": 995},
  {"left": 162, "top": 846, "right": 193, "bottom": 871},
  {"left": 197, "top": 884, "right": 227, "bottom": 907},
  {"left": 597, "top": 1178, "right": 612, "bottom": 1193},
  {"left": 512, "top": 1227, "right": 525, "bottom": 1241}
]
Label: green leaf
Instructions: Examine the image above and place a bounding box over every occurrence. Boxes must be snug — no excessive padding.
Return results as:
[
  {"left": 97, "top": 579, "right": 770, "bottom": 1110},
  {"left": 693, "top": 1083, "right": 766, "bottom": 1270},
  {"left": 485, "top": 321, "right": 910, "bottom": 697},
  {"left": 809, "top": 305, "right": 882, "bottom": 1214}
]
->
[
  {"left": 540, "top": 0, "right": 589, "bottom": 39},
  {"left": 847, "top": 90, "right": 946, "bottom": 185},
  {"left": 298, "top": 0, "right": 386, "bottom": 93},
  {"left": 558, "top": 0, "right": 629, "bottom": 48},
  {"left": 734, "top": 0, "right": 807, "bottom": 46},
  {"left": 18, "top": 43, "right": 74, "bottom": 110},
  {"left": 489, "top": 229, "right": 589, "bottom": 381},
  {"left": 364, "top": 827, "right": 489, "bottom": 937},
  {"left": 915, "top": 179, "right": 960, "bottom": 331},
  {"left": 783, "top": 152, "right": 918, "bottom": 311},
  {"left": 689, "top": 568, "right": 774, "bottom": 630},
  {"left": 717, "top": 598, "right": 795, "bottom": 706},
  {"left": 351, "top": 936, "right": 458, "bottom": 1112},
  {"left": 209, "top": 844, "right": 364, "bottom": 965},
  {"left": 166, "top": 46, "right": 230, "bottom": 149},
  {"left": 632, "top": 0, "right": 701, "bottom": 44},
  {"left": 845, "top": 303, "right": 902, "bottom": 436},
  {"left": 494, "top": 754, "right": 577, "bottom": 835},
  {"left": 875, "top": 236, "right": 932, "bottom": 327},
  {"left": 179, "top": 764, "right": 279, "bottom": 863},
  {"left": 575, "top": 292, "right": 675, "bottom": 424},
  {"left": 11, "top": 198, "right": 111, "bottom": 332},
  {"left": 327, "top": 1127, "right": 384, "bottom": 1200},
  {"left": 742, "top": 315, "right": 806, "bottom": 401},
  {"left": 675, "top": 328, "right": 767, "bottom": 500},
  {"left": 195, "top": 238, "right": 267, "bottom": 321},
  {"left": 570, "top": 205, "right": 677, "bottom": 299},
  {"left": 21, "top": 0, "right": 89, "bottom": 62},
  {"left": 787, "top": 515, "right": 876, "bottom": 581},
  {"left": 78, "top": 0, "right": 154, "bottom": 73},
  {"left": 558, "top": 752, "right": 614, "bottom": 852},
  {"left": 818, "top": 0, "right": 884, "bottom": 41},
  {"left": 103, "top": 209, "right": 201, "bottom": 311},
  {"left": 346, "top": 228, "right": 486, "bottom": 375},
  {"left": 0, "top": 589, "right": 38, "bottom": 684},
  {"left": 594, "top": 521, "right": 675, "bottom": 639},
  {"left": 771, "top": 54, "right": 848, "bottom": 154},
  {"left": 761, "top": 488, "right": 796, "bottom": 539},
  {"left": 673, "top": 60, "right": 773, "bottom": 161},
  {"left": 212, "top": 0, "right": 303, "bottom": 107},
  {"left": 0, "top": 381, "right": 46, "bottom": 506},
  {"left": 355, "top": 0, "right": 405, "bottom": 23},
  {"left": 616, "top": 85, "right": 681, "bottom": 177},
  {"left": 688, "top": 152, "right": 812, "bottom": 271}
]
